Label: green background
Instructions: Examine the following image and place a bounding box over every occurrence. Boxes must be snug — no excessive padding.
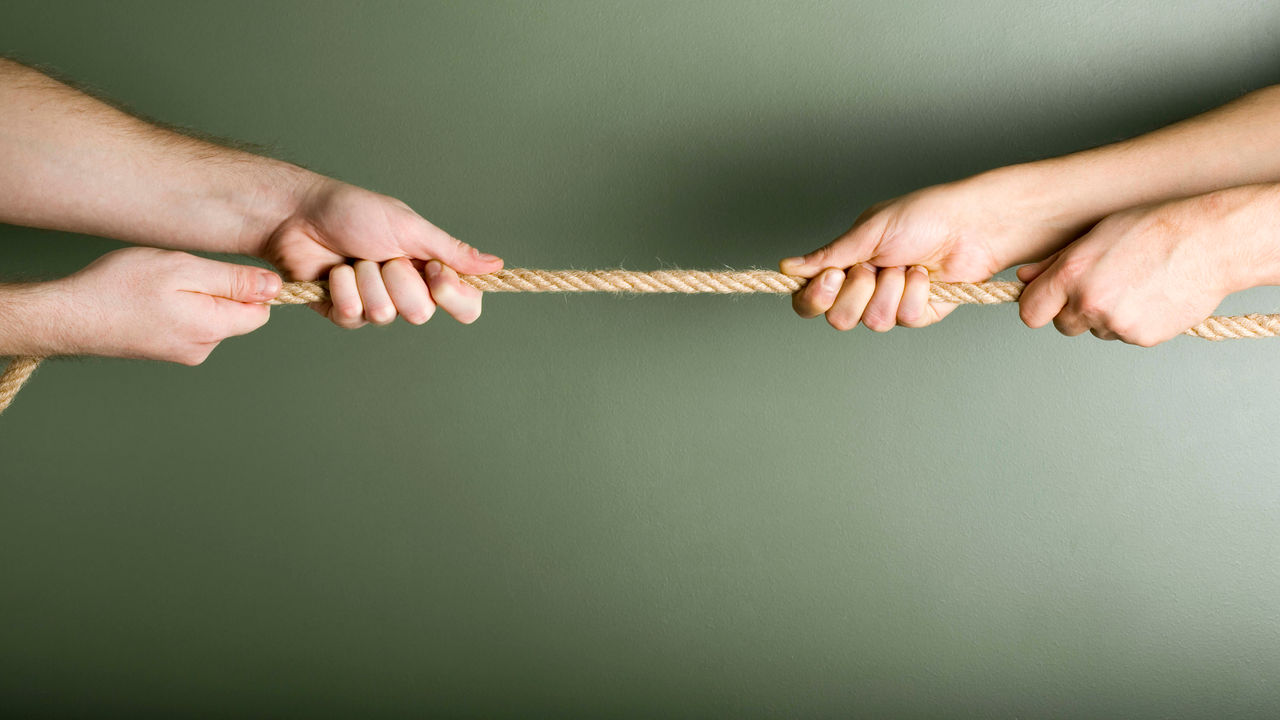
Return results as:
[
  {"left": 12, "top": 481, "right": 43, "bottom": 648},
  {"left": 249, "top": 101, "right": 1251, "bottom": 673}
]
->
[{"left": 4, "top": 1, "right": 1280, "bottom": 716}]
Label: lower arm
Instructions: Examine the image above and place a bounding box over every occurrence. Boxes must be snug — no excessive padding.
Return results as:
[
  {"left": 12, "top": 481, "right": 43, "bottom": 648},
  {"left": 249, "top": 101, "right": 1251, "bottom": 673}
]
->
[
  {"left": 1012, "top": 85, "right": 1280, "bottom": 231},
  {"left": 0, "top": 58, "right": 318, "bottom": 256}
]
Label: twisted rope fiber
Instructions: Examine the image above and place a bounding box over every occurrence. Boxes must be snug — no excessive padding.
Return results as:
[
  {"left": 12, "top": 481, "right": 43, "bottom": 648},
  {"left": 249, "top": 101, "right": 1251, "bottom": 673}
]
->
[{"left": 2, "top": 269, "right": 1279, "bottom": 415}]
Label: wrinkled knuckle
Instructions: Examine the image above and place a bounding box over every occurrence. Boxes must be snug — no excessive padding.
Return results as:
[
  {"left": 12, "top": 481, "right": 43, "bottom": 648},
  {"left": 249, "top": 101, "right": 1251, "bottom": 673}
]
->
[
  {"left": 1058, "top": 256, "right": 1089, "bottom": 281},
  {"left": 806, "top": 245, "right": 834, "bottom": 266},
  {"left": 826, "top": 312, "right": 857, "bottom": 332},
  {"left": 863, "top": 311, "right": 892, "bottom": 332}
]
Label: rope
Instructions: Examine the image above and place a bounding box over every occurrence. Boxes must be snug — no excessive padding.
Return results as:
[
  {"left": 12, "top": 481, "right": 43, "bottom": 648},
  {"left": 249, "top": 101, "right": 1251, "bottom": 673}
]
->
[{"left": 2, "top": 269, "right": 1277, "bottom": 415}]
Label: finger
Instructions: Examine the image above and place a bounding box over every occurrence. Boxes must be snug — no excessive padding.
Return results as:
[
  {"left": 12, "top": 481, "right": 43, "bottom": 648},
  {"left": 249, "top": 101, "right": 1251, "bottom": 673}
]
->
[
  {"left": 1090, "top": 328, "right": 1118, "bottom": 341},
  {"left": 382, "top": 257, "right": 436, "bottom": 325},
  {"left": 919, "top": 301, "right": 961, "bottom": 327},
  {"left": 1016, "top": 250, "right": 1062, "bottom": 284},
  {"left": 326, "top": 263, "right": 366, "bottom": 329},
  {"left": 211, "top": 297, "right": 271, "bottom": 337},
  {"left": 406, "top": 220, "right": 503, "bottom": 276},
  {"left": 826, "top": 263, "right": 877, "bottom": 331},
  {"left": 792, "top": 268, "right": 846, "bottom": 318},
  {"left": 183, "top": 255, "right": 282, "bottom": 303},
  {"left": 354, "top": 260, "right": 396, "bottom": 325},
  {"left": 425, "top": 260, "right": 483, "bottom": 324},
  {"left": 896, "top": 265, "right": 933, "bottom": 327},
  {"left": 779, "top": 214, "right": 888, "bottom": 278},
  {"left": 1052, "top": 311, "right": 1090, "bottom": 337},
  {"left": 1018, "top": 265, "right": 1070, "bottom": 330},
  {"left": 862, "top": 266, "right": 907, "bottom": 332}
]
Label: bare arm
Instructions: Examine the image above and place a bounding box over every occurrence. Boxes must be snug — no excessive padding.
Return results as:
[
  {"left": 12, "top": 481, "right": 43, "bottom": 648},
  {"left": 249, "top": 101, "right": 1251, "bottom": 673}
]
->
[
  {"left": 0, "top": 58, "right": 306, "bottom": 256},
  {"left": 783, "top": 83, "right": 1280, "bottom": 332},
  {"left": 0, "top": 57, "right": 503, "bottom": 329},
  {"left": 1020, "top": 84, "right": 1280, "bottom": 256}
]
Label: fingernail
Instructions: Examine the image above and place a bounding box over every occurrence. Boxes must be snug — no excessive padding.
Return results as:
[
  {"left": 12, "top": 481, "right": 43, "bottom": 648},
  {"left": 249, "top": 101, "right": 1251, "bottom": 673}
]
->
[
  {"left": 476, "top": 252, "right": 500, "bottom": 263},
  {"left": 822, "top": 269, "right": 843, "bottom": 291},
  {"left": 425, "top": 260, "right": 443, "bottom": 278},
  {"left": 781, "top": 256, "right": 804, "bottom": 269},
  {"left": 259, "top": 273, "right": 280, "bottom": 297},
  {"left": 912, "top": 265, "right": 929, "bottom": 277}
]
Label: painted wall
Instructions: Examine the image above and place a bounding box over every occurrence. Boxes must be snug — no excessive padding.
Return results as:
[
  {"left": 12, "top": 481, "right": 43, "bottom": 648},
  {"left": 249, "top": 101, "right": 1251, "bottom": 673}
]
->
[{"left": 3, "top": 1, "right": 1280, "bottom": 715}]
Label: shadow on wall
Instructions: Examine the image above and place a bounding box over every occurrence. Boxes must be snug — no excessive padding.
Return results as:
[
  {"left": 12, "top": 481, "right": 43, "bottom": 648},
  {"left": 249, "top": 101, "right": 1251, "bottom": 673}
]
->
[{"left": 545, "top": 55, "right": 1280, "bottom": 269}]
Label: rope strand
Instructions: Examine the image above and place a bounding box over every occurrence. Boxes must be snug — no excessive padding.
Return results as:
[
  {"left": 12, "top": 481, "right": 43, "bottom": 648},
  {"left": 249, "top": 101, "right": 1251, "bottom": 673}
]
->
[{"left": 3, "top": 269, "right": 1277, "bottom": 415}]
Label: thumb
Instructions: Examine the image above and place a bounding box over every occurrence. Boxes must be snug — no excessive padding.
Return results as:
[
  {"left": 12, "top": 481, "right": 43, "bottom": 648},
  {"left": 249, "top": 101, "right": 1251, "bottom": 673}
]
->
[
  {"left": 779, "top": 215, "right": 887, "bottom": 278},
  {"left": 408, "top": 220, "right": 504, "bottom": 276},
  {"left": 186, "top": 256, "right": 283, "bottom": 303}
]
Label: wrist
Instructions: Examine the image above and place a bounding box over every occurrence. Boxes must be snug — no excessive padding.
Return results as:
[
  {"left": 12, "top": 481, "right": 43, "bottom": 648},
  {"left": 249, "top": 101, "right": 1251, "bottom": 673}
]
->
[
  {"left": 969, "top": 162, "right": 1107, "bottom": 268},
  {"left": 217, "top": 157, "right": 325, "bottom": 258},
  {"left": 0, "top": 279, "right": 79, "bottom": 357},
  {"left": 1227, "top": 183, "right": 1280, "bottom": 292}
]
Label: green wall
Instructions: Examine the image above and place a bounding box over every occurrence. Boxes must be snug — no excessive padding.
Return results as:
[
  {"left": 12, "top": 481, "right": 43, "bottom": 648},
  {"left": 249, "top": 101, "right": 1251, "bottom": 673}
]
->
[{"left": 4, "top": 1, "right": 1280, "bottom": 716}]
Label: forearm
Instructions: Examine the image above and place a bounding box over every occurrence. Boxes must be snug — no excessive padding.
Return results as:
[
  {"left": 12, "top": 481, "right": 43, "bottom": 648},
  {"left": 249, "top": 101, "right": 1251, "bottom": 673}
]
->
[
  {"left": 0, "top": 58, "right": 317, "bottom": 255},
  {"left": 1001, "top": 85, "right": 1280, "bottom": 249}
]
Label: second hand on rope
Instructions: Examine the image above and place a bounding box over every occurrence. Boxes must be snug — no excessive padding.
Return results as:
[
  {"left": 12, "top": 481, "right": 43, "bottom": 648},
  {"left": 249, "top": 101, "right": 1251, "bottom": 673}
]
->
[{"left": 4, "top": 268, "right": 1280, "bottom": 415}]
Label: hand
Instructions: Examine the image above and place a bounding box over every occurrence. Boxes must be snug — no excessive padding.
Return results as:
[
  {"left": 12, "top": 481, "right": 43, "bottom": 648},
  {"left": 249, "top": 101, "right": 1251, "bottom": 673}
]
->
[
  {"left": 1017, "top": 185, "right": 1280, "bottom": 346},
  {"left": 258, "top": 178, "right": 504, "bottom": 328},
  {"left": 53, "top": 247, "right": 279, "bottom": 364},
  {"left": 780, "top": 166, "right": 1092, "bottom": 331}
]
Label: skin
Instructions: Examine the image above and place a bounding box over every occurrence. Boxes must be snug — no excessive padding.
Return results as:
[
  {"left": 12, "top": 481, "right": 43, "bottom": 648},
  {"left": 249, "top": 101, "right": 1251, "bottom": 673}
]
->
[
  {"left": 783, "top": 84, "right": 1280, "bottom": 345},
  {"left": 0, "top": 57, "right": 502, "bottom": 361},
  {"left": 1017, "top": 184, "right": 1280, "bottom": 346}
]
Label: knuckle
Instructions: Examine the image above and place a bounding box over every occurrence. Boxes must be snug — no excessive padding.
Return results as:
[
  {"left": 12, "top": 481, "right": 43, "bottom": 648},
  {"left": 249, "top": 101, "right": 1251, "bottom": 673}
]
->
[
  {"left": 805, "top": 244, "right": 834, "bottom": 266},
  {"left": 1123, "top": 328, "right": 1160, "bottom": 347},
  {"left": 367, "top": 305, "right": 396, "bottom": 324},
  {"left": 863, "top": 311, "right": 892, "bottom": 332},
  {"left": 1019, "top": 303, "right": 1040, "bottom": 328},
  {"left": 1076, "top": 294, "right": 1107, "bottom": 319},
  {"left": 1057, "top": 255, "right": 1090, "bottom": 281},
  {"left": 826, "top": 312, "right": 857, "bottom": 331},
  {"left": 336, "top": 303, "right": 362, "bottom": 321},
  {"left": 404, "top": 306, "right": 436, "bottom": 325}
]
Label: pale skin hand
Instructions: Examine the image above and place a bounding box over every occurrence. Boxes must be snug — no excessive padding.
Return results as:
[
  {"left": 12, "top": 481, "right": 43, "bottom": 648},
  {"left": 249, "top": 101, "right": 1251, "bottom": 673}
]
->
[
  {"left": 781, "top": 167, "right": 1087, "bottom": 331},
  {"left": 1017, "top": 184, "right": 1280, "bottom": 346},
  {"left": 0, "top": 247, "right": 280, "bottom": 364},
  {"left": 0, "top": 57, "right": 503, "bottom": 332},
  {"left": 782, "top": 83, "right": 1280, "bottom": 334},
  {"left": 257, "top": 179, "right": 502, "bottom": 329}
]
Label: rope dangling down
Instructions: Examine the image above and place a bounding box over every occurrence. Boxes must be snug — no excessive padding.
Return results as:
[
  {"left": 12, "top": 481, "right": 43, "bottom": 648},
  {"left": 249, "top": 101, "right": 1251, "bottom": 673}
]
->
[{"left": 3, "top": 268, "right": 1280, "bottom": 415}]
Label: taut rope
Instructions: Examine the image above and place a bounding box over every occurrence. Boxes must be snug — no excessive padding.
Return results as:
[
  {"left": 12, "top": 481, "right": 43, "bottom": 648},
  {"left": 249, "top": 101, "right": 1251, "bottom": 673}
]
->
[{"left": 3, "top": 269, "right": 1278, "bottom": 414}]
